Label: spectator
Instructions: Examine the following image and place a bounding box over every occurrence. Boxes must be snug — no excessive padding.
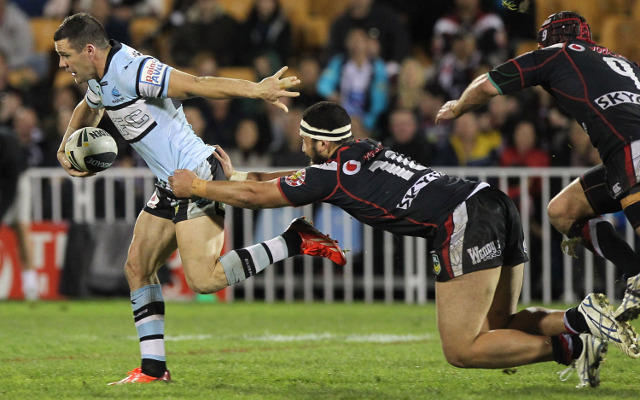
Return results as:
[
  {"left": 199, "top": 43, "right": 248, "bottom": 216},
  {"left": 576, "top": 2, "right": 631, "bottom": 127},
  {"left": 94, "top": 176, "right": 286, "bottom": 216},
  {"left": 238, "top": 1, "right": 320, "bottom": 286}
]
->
[
  {"left": 435, "top": 111, "right": 501, "bottom": 166},
  {"left": 291, "top": 54, "right": 324, "bottom": 110},
  {"left": 392, "top": 58, "right": 427, "bottom": 112},
  {"left": 417, "top": 83, "right": 450, "bottom": 151},
  {"left": 431, "top": 0, "right": 507, "bottom": 66},
  {"left": 242, "top": 0, "right": 293, "bottom": 69},
  {"left": 0, "top": 0, "right": 44, "bottom": 78},
  {"left": 12, "top": 107, "right": 45, "bottom": 168},
  {"left": 169, "top": 0, "right": 244, "bottom": 68},
  {"left": 84, "top": 0, "right": 132, "bottom": 46},
  {"left": 204, "top": 98, "right": 245, "bottom": 148},
  {"left": 384, "top": 108, "right": 435, "bottom": 167},
  {"left": 0, "top": 50, "right": 23, "bottom": 127},
  {"left": 270, "top": 107, "right": 309, "bottom": 167},
  {"left": 317, "top": 27, "right": 388, "bottom": 134},
  {"left": 327, "top": 0, "right": 410, "bottom": 75},
  {"left": 227, "top": 118, "right": 271, "bottom": 168},
  {"left": 433, "top": 29, "right": 487, "bottom": 101},
  {"left": 500, "top": 120, "right": 551, "bottom": 198}
]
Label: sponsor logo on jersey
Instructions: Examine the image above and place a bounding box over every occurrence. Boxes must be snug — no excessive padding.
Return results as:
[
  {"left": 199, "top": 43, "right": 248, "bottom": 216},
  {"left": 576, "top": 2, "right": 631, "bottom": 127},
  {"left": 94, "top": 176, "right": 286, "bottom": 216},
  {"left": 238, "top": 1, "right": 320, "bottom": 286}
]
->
[
  {"left": 432, "top": 254, "right": 441, "bottom": 275},
  {"left": 396, "top": 171, "right": 442, "bottom": 210},
  {"left": 568, "top": 44, "right": 585, "bottom": 52},
  {"left": 140, "top": 58, "right": 167, "bottom": 86},
  {"left": 595, "top": 91, "right": 640, "bottom": 110},
  {"left": 342, "top": 160, "right": 361, "bottom": 175},
  {"left": 285, "top": 169, "right": 306, "bottom": 187},
  {"left": 467, "top": 240, "right": 502, "bottom": 265}
]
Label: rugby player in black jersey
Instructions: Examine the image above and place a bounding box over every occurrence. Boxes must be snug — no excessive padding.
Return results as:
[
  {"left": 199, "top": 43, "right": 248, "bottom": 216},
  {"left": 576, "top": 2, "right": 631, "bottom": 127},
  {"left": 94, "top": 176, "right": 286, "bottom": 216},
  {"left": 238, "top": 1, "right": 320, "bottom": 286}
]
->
[
  {"left": 436, "top": 11, "right": 640, "bottom": 323},
  {"left": 170, "top": 101, "right": 639, "bottom": 388}
]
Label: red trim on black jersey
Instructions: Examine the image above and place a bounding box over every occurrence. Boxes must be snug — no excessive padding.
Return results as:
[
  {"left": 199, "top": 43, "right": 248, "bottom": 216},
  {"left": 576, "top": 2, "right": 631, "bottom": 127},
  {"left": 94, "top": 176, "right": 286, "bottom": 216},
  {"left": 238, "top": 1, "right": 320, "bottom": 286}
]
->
[{"left": 441, "top": 213, "right": 455, "bottom": 279}]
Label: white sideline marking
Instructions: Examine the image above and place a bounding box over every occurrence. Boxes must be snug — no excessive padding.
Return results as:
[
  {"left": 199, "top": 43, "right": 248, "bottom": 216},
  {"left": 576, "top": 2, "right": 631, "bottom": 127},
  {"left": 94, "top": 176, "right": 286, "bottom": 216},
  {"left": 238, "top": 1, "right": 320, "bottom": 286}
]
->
[{"left": 160, "top": 333, "right": 432, "bottom": 343}]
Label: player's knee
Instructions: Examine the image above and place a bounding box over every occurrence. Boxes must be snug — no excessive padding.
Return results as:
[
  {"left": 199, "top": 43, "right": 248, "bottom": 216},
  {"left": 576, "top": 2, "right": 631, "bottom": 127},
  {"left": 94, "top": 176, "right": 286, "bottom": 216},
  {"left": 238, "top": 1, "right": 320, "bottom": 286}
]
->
[
  {"left": 442, "top": 347, "right": 475, "bottom": 368},
  {"left": 124, "top": 257, "right": 149, "bottom": 282},
  {"left": 183, "top": 264, "right": 227, "bottom": 294},
  {"left": 547, "top": 195, "right": 571, "bottom": 233}
]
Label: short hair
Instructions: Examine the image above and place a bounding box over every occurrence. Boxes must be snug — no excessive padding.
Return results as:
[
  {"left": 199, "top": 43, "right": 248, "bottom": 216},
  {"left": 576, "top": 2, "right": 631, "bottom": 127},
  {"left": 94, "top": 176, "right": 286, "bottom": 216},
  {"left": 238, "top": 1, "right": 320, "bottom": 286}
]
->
[
  {"left": 54, "top": 13, "right": 109, "bottom": 52},
  {"left": 302, "top": 101, "right": 351, "bottom": 132}
]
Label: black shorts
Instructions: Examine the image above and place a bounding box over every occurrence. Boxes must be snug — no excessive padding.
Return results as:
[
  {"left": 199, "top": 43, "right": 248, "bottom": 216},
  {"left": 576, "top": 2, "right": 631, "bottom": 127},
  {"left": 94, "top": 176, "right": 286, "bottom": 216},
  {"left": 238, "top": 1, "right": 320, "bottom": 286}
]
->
[
  {"left": 579, "top": 164, "right": 622, "bottom": 215},
  {"left": 430, "top": 187, "right": 529, "bottom": 282},
  {"left": 598, "top": 141, "right": 640, "bottom": 199},
  {"left": 143, "top": 153, "right": 226, "bottom": 223}
]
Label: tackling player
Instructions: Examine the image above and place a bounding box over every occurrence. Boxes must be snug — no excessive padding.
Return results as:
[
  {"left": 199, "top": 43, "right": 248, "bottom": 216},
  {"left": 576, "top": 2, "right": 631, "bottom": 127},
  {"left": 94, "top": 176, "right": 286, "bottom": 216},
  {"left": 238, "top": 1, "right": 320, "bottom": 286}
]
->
[
  {"left": 170, "top": 101, "right": 640, "bottom": 388},
  {"left": 435, "top": 11, "right": 640, "bottom": 323},
  {"left": 53, "top": 13, "right": 346, "bottom": 385}
]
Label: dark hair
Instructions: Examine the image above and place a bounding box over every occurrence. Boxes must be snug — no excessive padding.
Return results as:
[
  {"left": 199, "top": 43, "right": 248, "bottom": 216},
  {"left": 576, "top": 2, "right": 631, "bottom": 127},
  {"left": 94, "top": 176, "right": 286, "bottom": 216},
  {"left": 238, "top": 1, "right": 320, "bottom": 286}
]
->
[
  {"left": 54, "top": 13, "right": 109, "bottom": 52},
  {"left": 302, "top": 101, "right": 351, "bottom": 131}
]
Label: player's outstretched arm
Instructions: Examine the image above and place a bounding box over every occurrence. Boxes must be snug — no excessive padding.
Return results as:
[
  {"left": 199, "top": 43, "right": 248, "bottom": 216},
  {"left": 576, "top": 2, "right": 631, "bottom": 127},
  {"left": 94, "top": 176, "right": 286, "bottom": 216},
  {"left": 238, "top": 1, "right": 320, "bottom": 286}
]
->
[
  {"left": 168, "top": 66, "right": 300, "bottom": 112},
  {"left": 435, "top": 73, "right": 500, "bottom": 124},
  {"left": 56, "top": 100, "right": 103, "bottom": 177},
  {"left": 169, "top": 169, "right": 290, "bottom": 210}
]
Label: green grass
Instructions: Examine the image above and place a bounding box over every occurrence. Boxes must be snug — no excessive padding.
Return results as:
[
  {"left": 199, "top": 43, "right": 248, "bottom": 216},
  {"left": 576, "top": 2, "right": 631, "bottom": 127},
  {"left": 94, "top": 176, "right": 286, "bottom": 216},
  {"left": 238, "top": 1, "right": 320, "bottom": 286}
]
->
[{"left": 1, "top": 301, "right": 639, "bottom": 399}]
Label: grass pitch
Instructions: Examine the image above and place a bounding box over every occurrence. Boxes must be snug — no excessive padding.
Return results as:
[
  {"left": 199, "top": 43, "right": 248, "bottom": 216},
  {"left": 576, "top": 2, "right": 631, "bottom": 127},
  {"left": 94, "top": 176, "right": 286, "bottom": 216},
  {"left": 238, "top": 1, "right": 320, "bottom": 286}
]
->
[{"left": 1, "top": 300, "right": 639, "bottom": 400}]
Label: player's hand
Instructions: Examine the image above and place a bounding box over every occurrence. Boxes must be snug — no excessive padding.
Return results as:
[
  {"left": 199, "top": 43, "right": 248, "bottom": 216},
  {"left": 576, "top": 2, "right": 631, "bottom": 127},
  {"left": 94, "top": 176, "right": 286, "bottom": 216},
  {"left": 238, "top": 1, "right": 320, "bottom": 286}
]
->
[
  {"left": 257, "top": 66, "right": 300, "bottom": 113},
  {"left": 435, "top": 100, "right": 460, "bottom": 124},
  {"left": 212, "top": 145, "right": 234, "bottom": 180},
  {"left": 169, "top": 169, "right": 198, "bottom": 198},
  {"left": 57, "top": 150, "right": 94, "bottom": 177}
]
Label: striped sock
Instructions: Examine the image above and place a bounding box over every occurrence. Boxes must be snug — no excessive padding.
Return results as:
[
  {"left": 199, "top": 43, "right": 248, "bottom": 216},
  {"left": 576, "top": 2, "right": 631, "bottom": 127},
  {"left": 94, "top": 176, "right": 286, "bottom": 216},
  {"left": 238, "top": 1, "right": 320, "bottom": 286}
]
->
[
  {"left": 131, "top": 284, "right": 166, "bottom": 378},
  {"left": 220, "top": 233, "right": 299, "bottom": 285}
]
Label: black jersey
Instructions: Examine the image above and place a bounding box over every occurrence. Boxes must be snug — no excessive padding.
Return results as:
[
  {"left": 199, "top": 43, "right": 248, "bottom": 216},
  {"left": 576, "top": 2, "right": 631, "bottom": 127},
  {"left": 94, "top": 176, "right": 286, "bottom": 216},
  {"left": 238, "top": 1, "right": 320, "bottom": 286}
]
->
[
  {"left": 276, "top": 139, "right": 484, "bottom": 239},
  {"left": 488, "top": 40, "right": 640, "bottom": 164}
]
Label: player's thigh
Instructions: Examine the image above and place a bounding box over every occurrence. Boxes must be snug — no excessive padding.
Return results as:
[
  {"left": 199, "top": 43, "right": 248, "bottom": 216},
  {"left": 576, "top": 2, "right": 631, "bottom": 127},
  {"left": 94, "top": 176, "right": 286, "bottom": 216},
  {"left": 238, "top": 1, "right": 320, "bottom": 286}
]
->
[
  {"left": 127, "top": 210, "right": 177, "bottom": 278},
  {"left": 435, "top": 267, "right": 502, "bottom": 351},
  {"left": 486, "top": 263, "right": 524, "bottom": 330},
  {"left": 175, "top": 214, "right": 225, "bottom": 279}
]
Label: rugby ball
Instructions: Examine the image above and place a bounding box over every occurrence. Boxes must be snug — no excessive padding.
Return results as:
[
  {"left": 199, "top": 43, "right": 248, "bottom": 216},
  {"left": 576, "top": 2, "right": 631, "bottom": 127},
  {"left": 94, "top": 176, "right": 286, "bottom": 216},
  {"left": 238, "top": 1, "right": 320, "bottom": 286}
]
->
[{"left": 65, "top": 127, "right": 118, "bottom": 172}]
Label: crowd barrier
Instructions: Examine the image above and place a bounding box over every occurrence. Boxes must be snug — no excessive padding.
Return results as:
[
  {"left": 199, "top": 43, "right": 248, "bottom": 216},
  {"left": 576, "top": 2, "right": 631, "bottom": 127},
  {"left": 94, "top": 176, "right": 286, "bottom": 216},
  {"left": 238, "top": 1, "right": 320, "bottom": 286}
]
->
[{"left": 0, "top": 166, "right": 634, "bottom": 304}]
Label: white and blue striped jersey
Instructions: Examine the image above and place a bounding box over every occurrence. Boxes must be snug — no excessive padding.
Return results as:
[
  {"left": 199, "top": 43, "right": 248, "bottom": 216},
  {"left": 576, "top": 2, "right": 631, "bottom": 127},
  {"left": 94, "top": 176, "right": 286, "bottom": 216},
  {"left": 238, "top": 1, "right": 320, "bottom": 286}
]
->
[{"left": 84, "top": 40, "right": 213, "bottom": 182}]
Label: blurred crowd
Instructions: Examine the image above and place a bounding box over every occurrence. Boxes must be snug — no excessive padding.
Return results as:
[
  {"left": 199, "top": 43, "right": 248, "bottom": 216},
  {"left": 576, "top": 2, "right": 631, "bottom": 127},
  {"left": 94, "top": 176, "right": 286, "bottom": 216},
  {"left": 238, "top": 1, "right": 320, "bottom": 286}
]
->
[{"left": 0, "top": 0, "right": 606, "bottom": 175}]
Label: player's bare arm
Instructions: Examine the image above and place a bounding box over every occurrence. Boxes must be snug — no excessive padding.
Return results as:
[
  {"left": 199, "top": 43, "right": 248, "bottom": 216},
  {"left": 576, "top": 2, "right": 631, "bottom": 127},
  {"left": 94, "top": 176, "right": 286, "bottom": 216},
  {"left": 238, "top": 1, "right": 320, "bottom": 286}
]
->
[
  {"left": 169, "top": 169, "right": 290, "bottom": 209},
  {"left": 435, "top": 74, "right": 500, "bottom": 124},
  {"left": 167, "top": 66, "right": 300, "bottom": 112},
  {"left": 56, "top": 100, "right": 103, "bottom": 177},
  {"left": 212, "top": 145, "right": 297, "bottom": 182}
]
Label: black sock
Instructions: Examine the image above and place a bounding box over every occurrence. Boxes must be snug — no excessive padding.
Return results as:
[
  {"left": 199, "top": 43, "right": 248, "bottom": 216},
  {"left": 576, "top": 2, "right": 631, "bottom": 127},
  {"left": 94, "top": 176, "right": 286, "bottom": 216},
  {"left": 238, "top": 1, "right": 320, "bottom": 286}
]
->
[
  {"left": 568, "top": 217, "right": 640, "bottom": 276},
  {"left": 281, "top": 230, "right": 302, "bottom": 256},
  {"left": 141, "top": 358, "right": 166, "bottom": 378},
  {"left": 551, "top": 334, "right": 573, "bottom": 365},
  {"left": 571, "top": 335, "right": 584, "bottom": 360},
  {"left": 564, "top": 306, "right": 589, "bottom": 334}
]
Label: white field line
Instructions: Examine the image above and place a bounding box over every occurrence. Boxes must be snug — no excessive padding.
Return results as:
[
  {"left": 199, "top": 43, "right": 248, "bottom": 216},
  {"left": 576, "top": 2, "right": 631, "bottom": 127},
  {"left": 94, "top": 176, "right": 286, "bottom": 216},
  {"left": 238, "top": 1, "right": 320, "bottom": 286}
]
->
[{"left": 160, "top": 333, "right": 432, "bottom": 343}]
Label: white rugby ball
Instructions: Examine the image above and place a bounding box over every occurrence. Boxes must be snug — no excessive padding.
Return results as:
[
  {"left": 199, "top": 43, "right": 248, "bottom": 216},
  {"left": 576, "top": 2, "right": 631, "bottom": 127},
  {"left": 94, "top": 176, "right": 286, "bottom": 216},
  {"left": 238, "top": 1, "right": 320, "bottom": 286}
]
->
[{"left": 65, "top": 127, "right": 118, "bottom": 173}]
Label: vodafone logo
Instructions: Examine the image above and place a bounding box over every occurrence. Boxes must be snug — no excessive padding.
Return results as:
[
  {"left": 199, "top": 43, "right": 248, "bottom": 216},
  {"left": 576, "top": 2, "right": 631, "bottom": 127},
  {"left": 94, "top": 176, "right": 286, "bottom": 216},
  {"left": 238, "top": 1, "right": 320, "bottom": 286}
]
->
[
  {"left": 568, "top": 44, "right": 585, "bottom": 52},
  {"left": 342, "top": 160, "right": 361, "bottom": 175}
]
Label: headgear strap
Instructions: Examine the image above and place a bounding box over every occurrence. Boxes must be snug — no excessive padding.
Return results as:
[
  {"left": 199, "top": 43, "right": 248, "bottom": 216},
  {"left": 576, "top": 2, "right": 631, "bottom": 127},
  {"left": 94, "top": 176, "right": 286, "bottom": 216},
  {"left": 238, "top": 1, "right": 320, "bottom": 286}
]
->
[{"left": 300, "top": 119, "right": 352, "bottom": 141}]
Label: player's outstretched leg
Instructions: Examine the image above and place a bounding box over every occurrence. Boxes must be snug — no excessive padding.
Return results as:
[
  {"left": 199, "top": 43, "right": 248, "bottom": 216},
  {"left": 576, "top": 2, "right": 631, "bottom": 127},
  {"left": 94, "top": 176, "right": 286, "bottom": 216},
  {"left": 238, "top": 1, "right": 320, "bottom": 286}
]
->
[
  {"left": 558, "top": 333, "right": 607, "bottom": 388},
  {"left": 108, "top": 368, "right": 171, "bottom": 385},
  {"left": 284, "top": 217, "right": 346, "bottom": 266},
  {"left": 614, "top": 273, "right": 640, "bottom": 322},
  {"left": 575, "top": 293, "right": 639, "bottom": 358}
]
